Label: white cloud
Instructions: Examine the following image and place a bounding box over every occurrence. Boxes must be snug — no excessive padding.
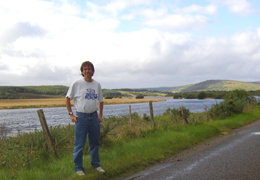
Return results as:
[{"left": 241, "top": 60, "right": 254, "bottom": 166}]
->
[
  {"left": 137, "top": 3, "right": 215, "bottom": 31},
  {"left": 175, "top": 4, "right": 217, "bottom": 15},
  {"left": 144, "top": 14, "right": 210, "bottom": 30},
  {"left": 1, "top": 22, "right": 47, "bottom": 46},
  {"left": 120, "top": 14, "right": 135, "bottom": 20},
  {"left": 224, "top": 0, "right": 255, "bottom": 16},
  {"left": 60, "top": 1, "right": 81, "bottom": 15},
  {"left": 230, "top": 30, "right": 260, "bottom": 56},
  {"left": 0, "top": 62, "right": 9, "bottom": 71},
  {"left": 103, "top": 0, "right": 150, "bottom": 15}
]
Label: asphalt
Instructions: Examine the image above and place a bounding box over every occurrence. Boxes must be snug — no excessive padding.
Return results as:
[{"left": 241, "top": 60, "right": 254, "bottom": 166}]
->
[{"left": 119, "top": 119, "right": 260, "bottom": 180}]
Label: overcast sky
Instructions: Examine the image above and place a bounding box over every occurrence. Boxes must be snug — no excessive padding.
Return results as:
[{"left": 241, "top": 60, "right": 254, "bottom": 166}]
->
[{"left": 0, "top": 0, "right": 260, "bottom": 89}]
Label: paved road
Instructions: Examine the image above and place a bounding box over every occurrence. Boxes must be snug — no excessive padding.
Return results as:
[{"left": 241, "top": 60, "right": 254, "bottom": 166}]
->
[{"left": 121, "top": 120, "right": 260, "bottom": 180}]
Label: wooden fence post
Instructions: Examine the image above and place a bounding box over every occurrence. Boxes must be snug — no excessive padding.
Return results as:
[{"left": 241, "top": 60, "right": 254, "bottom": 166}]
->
[
  {"left": 37, "top": 109, "right": 56, "bottom": 155},
  {"left": 129, "top": 105, "right": 133, "bottom": 133},
  {"left": 149, "top": 101, "right": 155, "bottom": 128},
  {"left": 180, "top": 106, "right": 189, "bottom": 124},
  {"left": 205, "top": 105, "right": 208, "bottom": 121}
]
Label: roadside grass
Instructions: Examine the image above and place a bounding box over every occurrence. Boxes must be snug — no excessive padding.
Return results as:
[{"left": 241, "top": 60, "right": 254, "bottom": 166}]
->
[
  {"left": 1, "top": 105, "right": 260, "bottom": 180},
  {"left": 211, "top": 107, "right": 260, "bottom": 133}
]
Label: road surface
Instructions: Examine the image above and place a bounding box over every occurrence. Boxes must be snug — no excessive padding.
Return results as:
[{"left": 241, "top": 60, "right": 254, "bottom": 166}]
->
[{"left": 120, "top": 120, "right": 260, "bottom": 180}]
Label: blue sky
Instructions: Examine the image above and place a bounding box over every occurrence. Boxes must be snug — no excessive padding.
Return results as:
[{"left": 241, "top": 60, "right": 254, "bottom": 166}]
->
[{"left": 0, "top": 0, "right": 260, "bottom": 89}]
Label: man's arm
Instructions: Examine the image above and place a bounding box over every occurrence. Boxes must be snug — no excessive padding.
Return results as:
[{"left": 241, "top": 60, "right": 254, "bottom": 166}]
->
[
  {"left": 65, "top": 97, "right": 78, "bottom": 123},
  {"left": 98, "top": 101, "right": 103, "bottom": 122}
]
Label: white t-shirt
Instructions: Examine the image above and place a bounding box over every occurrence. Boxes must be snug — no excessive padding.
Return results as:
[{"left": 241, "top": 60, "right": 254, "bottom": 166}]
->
[{"left": 66, "top": 78, "right": 103, "bottom": 113}]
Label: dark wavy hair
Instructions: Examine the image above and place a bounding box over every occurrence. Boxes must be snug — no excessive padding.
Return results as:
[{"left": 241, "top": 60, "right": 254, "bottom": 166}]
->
[{"left": 80, "top": 61, "right": 95, "bottom": 77}]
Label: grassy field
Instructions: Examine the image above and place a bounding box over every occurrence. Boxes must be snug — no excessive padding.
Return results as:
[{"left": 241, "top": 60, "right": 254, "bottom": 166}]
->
[{"left": 0, "top": 98, "right": 165, "bottom": 109}]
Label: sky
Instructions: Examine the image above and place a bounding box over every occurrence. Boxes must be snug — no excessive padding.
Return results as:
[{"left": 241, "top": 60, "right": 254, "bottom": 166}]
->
[{"left": 0, "top": 0, "right": 260, "bottom": 89}]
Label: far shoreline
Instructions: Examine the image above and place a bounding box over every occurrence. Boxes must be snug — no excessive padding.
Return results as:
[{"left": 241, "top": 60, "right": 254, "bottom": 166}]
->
[{"left": 0, "top": 98, "right": 165, "bottom": 109}]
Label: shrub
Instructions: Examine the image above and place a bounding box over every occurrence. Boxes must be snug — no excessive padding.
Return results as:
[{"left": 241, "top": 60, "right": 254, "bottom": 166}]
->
[
  {"left": 185, "top": 94, "right": 196, "bottom": 99},
  {"left": 210, "top": 89, "right": 253, "bottom": 119},
  {"left": 143, "top": 113, "right": 150, "bottom": 121},
  {"left": 198, "top": 91, "right": 207, "bottom": 99},
  {"left": 162, "top": 107, "right": 190, "bottom": 124},
  {"left": 224, "top": 89, "right": 249, "bottom": 101},
  {"left": 136, "top": 95, "right": 144, "bottom": 99},
  {"left": 163, "top": 108, "right": 172, "bottom": 115},
  {"left": 0, "top": 123, "right": 10, "bottom": 140},
  {"left": 173, "top": 94, "right": 182, "bottom": 99}
]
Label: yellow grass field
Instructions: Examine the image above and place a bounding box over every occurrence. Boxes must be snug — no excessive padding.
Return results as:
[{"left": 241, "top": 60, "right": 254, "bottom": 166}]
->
[{"left": 0, "top": 98, "right": 165, "bottom": 109}]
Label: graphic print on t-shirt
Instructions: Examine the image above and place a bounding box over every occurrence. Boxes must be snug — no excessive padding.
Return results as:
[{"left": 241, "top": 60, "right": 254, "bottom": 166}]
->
[{"left": 85, "top": 88, "right": 98, "bottom": 100}]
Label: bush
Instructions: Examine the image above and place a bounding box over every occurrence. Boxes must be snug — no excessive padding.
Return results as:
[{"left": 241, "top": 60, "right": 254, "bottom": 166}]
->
[
  {"left": 185, "top": 94, "right": 196, "bottom": 99},
  {"left": 0, "top": 123, "right": 9, "bottom": 140},
  {"left": 105, "top": 96, "right": 113, "bottom": 99},
  {"left": 210, "top": 89, "right": 252, "bottom": 119},
  {"left": 198, "top": 91, "right": 207, "bottom": 99},
  {"left": 173, "top": 94, "right": 182, "bottom": 99},
  {"left": 224, "top": 89, "right": 249, "bottom": 101},
  {"left": 136, "top": 95, "right": 144, "bottom": 99},
  {"left": 143, "top": 113, "right": 150, "bottom": 121},
  {"left": 162, "top": 107, "right": 190, "bottom": 124}
]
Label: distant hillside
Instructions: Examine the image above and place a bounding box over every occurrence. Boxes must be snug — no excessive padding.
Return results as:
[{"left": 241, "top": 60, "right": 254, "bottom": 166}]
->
[
  {"left": 143, "top": 87, "right": 177, "bottom": 91},
  {"left": 250, "top": 81, "right": 260, "bottom": 84},
  {"left": 0, "top": 85, "right": 68, "bottom": 99},
  {"left": 169, "top": 80, "right": 260, "bottom": 93}
]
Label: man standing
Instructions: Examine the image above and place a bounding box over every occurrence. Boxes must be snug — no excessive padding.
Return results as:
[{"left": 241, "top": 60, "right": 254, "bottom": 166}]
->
[{"left": 65, "top": 61, "right": 105, "bottom": 176}]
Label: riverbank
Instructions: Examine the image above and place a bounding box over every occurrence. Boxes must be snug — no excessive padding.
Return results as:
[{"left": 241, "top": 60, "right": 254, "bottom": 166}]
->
[{"left": 0, "top": 98, "right": 165, "bottom": 109}]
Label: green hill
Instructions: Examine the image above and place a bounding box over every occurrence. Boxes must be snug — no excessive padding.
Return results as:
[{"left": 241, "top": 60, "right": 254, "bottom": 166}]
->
[
  {"left": 169, "top": 80, "right": 260, "bottom": 93},
  {"left": 0, "top": 85, "right": 69, "bottom": 99}
]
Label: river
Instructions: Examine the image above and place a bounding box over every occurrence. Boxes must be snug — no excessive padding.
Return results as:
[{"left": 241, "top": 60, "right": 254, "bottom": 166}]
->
[{"left": 0, "top": 98, "right": 223, "bottom": 136}]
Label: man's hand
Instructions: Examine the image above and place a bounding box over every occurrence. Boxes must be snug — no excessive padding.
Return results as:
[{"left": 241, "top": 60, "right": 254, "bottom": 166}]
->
[
  {"left": 98, "top": 102, "right": 103, "bottom": 123},
  {"left": 70, "top": 114, "right": 78, "bottom": 123},
  {"left": 98, "top": 113, "right": 102, "bottom": 122}
]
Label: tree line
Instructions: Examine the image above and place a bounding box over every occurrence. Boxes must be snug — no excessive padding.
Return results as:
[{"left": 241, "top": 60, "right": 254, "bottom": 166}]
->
[{"left": 170, "top": 90, "right": 260, "bottom": 99}]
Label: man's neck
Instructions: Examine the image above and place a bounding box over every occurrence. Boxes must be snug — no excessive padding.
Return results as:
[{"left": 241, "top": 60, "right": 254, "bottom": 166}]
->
[{"left": 84, "top": 77, "right": 93, "bottom": 82}]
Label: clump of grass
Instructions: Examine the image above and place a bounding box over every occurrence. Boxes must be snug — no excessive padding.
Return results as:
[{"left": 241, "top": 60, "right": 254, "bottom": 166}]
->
[
  {"left": 0, "top": 124, "right": 75, "bottom": 170},
  {"left": 0, "top": 122, "right": 10, "bottom": 140}
]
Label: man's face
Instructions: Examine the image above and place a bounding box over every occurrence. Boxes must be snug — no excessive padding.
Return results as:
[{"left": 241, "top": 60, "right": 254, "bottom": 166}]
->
[{"left": 82, "top": 65, "right": 93, "bottom": 78}]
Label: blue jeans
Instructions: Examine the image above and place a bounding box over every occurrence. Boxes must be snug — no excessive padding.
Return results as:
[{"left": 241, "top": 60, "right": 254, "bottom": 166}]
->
[{"left": 73, "top": 111, "right": 101, "bottom": 172}]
